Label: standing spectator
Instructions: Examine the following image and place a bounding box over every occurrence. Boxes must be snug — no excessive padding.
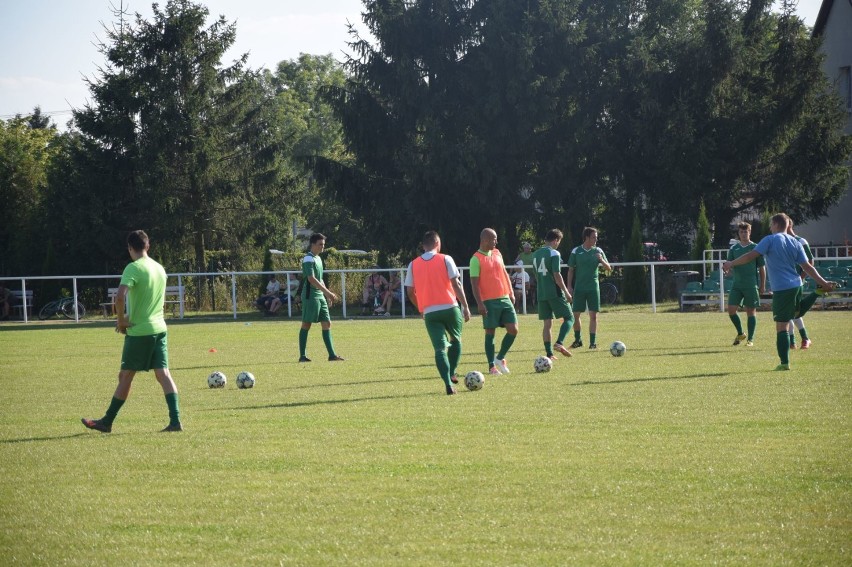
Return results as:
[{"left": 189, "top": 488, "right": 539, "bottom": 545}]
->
[
  {"left": 0, "top": 284, "right": 11, "bottom": 320},
  {"left": 511, "top": 260, "right": 531, "bottom": 305},
  {"left": 723, "top": 213, "right": 835, "bottom": 371},
  {"left": 298, "top": 233, "right": 344, "bottom": 362},
  {"left": 81, "top": 230, "right": 183, "bottom": 433},
  {"left": 405, "top": 230, "right": 471, "bottom": 395},
  {"left": 470, "top": 228, "right": 519, "bottom": 375},
  {"left": 725, "top": 222, "right": 766, "bottom": 347},
  {"left": 532, "top": 229, "right": 574, "bottom": 360},
  {"left": 566, "top": 227, "right": 612, "bottom": 350}
]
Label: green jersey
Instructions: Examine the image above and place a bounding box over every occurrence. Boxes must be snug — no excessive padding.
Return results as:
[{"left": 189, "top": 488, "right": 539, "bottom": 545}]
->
[
  {"left": 727, "top": 241, "right": 764, "bottom": 288},
  {"left": 794, "top": 236, "right": 812, "bottom": 276},
  {"left": 532, "top": 246, "right": 564, "bottom": 301},
  {"left": 301, "top": 252, "right": 324, "bottom": 300},
  {"left": 566, "top": 245, "right": 608, "bottom": 291},
  {"left": 119, "top": 255, "right": 167, "bottom": 337}
]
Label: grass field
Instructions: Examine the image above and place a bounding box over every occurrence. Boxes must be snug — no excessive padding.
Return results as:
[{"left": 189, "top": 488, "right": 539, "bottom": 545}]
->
[{"left": 1, "top": 310, "right": 850, "bottom": 565}]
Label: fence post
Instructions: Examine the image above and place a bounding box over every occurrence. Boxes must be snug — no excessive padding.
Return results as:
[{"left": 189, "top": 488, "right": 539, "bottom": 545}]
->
[
  {"left": 341, "top": 272, "right": 347, "bottom": 319},
  {"left": 21, "top": 278, "right": 28, "bottom": 323},
  {"left": 231, "top": 272, "right": 238, "bottom": 320},
  {"left": 178, "top": 275, "right": 185, "bottom": 319},
  {"left": 72, "top": 277, "right": 79, "bottom": 322},
  {"left": 650, "top": 264, "right": 657, "bottom": 313}
]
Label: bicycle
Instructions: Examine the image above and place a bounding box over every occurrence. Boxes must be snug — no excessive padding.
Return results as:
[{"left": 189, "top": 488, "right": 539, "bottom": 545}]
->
[
  {"left": 600, "top": 281, "right": 619, "bottom": 306},
  {"left": 38, "top": 296, "right": 87, "bottom": 320}
]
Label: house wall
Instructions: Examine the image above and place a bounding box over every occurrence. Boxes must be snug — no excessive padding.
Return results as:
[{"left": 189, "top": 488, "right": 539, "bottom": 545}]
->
[{"left": 798, "top": 0, "right": 852, "bottom": 247}]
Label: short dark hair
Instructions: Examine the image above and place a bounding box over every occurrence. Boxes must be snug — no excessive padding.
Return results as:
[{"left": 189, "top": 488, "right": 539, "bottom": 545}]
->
[
  {"left": 582, "top": 227, "right": 598, "bottom": 240},
  {"left": 127, "top": 230, "right": 149, "bottom": 252},
  {"left": 309, "top": 233, "right": 327, "bottom": 245},
  {"left": 770, "top": 214, "right": 790, "bottom": 230},
  {"left": 545, "top": 229, "right": 563, "bottom": 243},
  {"left": 422, "top": 230, "right": 440, "bottom": 248},
  {"left": 737, "top": 222, "right": 751, "bottom": 231}
]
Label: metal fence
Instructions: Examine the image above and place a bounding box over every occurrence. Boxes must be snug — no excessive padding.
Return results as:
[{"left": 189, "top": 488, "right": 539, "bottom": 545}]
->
[{"left": 3, "top": 256, "right": 850, "bottom": 323}]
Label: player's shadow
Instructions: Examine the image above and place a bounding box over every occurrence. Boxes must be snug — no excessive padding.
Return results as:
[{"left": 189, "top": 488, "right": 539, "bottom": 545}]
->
[
  {"left": 217, "top": 391, "right": 440, "bottom": 412},
  {"left": 570, "top": 371, "right": 732, "bottom": 386},
  {"left": 0, "top": 432, "right": 88, "bottom": 444}
]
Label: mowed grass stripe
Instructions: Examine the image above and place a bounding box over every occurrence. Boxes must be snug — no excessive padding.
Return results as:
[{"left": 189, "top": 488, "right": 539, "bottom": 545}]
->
[{"left": 0, "top": 311, "right": 850, "bottom": 565}]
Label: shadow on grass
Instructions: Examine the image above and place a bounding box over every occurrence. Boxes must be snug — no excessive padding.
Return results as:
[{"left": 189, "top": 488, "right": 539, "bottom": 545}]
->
[
  {"left": 205, "top": 390, "right": 442, "bottom": 412},
  {"left": 0, "top": 432, "right": 89, "bottom": 444},
  {"left": 570, "top": 372, "right": 732, "bottom": 386}
]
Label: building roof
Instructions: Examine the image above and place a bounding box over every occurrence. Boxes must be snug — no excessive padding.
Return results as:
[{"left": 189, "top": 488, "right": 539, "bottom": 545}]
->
[{"left": 812, "top": 0, "right": 834, "bottom": 37}]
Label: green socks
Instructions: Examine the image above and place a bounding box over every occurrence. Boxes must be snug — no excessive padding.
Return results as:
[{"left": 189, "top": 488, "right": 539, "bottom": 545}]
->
[
  {"left": 102, "top": 396, "right": 126, "bottom": 426},
  {"left": 747, "top": 316, "right": 756, "bottom": 341},
  {"left": 165, "top": 392, "right": 181, "bottom": 426},
  {"left": 777, "top": 331, "right": 790, "bottom": 365},
  {"left": 497, "top": 333, "right": 516, "bottom": 360},
  {"left": 298, "top": 328, "right": 309, "bottom": 357},
  {"left": 485, "top": 334, "right": 496, "bottom": 366},
  {"left": 544, "top": 341, "right": 553, "bottom": 357},
  {"left": 435, "top": 351, "right": 451, "bottom": 387},
  {"left": 729, "top": 314, "right": 743, "bottom": 335},
  {"left": 322, "top": 329, "right": 336, "bottom": 357},
  {"left": 448, "top": 340, "right": 461, "bottom": 377},
  {"left": 557, "top": 322, "right": 570, "bottom": 345}
]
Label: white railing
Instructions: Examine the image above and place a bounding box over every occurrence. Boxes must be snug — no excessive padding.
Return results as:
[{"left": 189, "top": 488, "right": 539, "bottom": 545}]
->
[{"left": 3, "top": 256, "right": 849, "bottom": 322}]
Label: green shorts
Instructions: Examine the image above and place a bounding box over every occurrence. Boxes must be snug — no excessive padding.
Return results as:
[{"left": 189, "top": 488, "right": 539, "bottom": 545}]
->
[
  {"left": 481, "top": 297, "right": 517, "bottom": 329},
  {"left": 572, "top": 287, "right": 600, "bottom": 313},
  {"left": 302, "top": 296, "right": 330, "bottom": 323},
  {"left": 771, "top": 286, "right": 802, "bottom": 322},
  {"left": 537, "top": 296, "right": 574, "bottom": 321},
  {"left": 424, "top": 307, "right": 463, "bottom": 352},
  {"left": 121, "top": 332, "right": 169, "bottom": 371},
  {"left": 728, "top": 285, "right": 761, "bottom": 309}
]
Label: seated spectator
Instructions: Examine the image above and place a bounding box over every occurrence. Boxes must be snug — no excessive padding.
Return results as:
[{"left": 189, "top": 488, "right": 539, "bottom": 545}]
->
[
  {"left": 376, "top": 271, "right": 402, "bottom": 316},
  {"left": 256, "top": 274, "right": 281, "bottom": 316},
  {"left": 362, "top": 267, "right": 389, "bottom": 314},
  {"left": 511, "top": 260, "right": 532, "bottom": 304},
  {"left": 515, "top": 241, "right": 536, "bottom": 300},
  {"left": 0, "top": 285, "right": 10, "bottom": 320}
]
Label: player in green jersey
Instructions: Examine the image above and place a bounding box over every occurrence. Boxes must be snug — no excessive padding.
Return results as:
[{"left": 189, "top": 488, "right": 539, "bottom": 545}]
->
[
  {"left": 566, "top": 227, "right": 611, "bottom": 350},
  {"left": 299, "top": 233, "right": 344, "bottom": 362},
  {"left": 532, "top": 229, "right": 574, "bottom": 359},
  {"left": 786, "top": 221, "right": 813, "bottom": 349},
  {"left": 82, "top": 230, "right": 182, "bottom": 433},
  {"left": 724, "top": 222, "right": 766, "bottom": 346}
]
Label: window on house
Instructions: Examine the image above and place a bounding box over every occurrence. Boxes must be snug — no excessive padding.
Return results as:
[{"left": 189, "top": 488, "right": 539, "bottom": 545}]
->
[{"left": 840, "top": 66, "right": 852, "bottom": 113}]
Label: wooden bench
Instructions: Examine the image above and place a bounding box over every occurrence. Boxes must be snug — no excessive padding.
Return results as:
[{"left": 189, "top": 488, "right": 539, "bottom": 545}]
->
[
  {"left": 101, "top": 285, "right": 185, "bottom": 318},
  {"left": 10, "top": 290, "right": 34, "bottom": 319}
]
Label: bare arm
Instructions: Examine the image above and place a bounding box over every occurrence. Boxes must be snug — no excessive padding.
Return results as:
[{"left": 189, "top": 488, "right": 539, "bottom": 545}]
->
[
  {"left": 566, "top": 266, "right": 575, "bottom": 294},
  {"left": 451, "top": 277, "right": 471, "bottom": 322},
  {"left": 308, "top": 275, "right": 338, "bottom": 302},
  {"left": 800, "top": 262, "right": 834, "bottom": 292},
  {"left": 758, "top": 266, "right": 767, "bottom": 294},
  {"left": 553, "top": 271, "right": 573, "bottom": 303},
  {"left": 471, "top": 277, "right": 485, "bottom": 316},
  {"left": 723, "top": 250, "right": 760, "bottom": 271},
  {"left": 597, "top": 252, "right": 612, "bottom": 273},
  {"left": 115, "top": 285, "right": 131, "bottom": 334}
]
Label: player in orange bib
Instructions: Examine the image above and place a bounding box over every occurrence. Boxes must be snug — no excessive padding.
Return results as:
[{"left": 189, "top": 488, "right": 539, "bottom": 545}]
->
[
  {"left": 470, "top": 228, "right": 518, "bottom": 375},
  {"left": 405, "top": 231, "right": 472, "bottom": 395}
]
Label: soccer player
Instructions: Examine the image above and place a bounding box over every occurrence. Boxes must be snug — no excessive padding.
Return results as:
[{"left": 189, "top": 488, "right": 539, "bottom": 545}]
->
[
  {"left": 298, "top": 233, "right": 344, "bottom": 362},
  {"left": 566, "top": 227, "right": 611, "bottom": 350},
  {"left": 81, "top": 230, "right": 182, "bottom": 433},
  {"left": 786, "top": 220, "right": 814, "bottom": 349},
  {"left": 725, "top": 222, "right": 766, "bottom": 347},
  {"left": 405, "top": 230, "right": 471, "bottom": 395},
  {"left": 723, "top": 213, "right": 835, "bottom": 371},
  {"left": 470, "top": 228, "right": 518, "bottom": 375},
  {"left": 532, "top": 229, "right": 574, "bottom": 360}
]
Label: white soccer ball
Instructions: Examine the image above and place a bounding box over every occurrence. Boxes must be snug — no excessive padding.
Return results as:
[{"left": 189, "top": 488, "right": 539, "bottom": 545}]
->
[
  {"left": 207, "top": 371, "right": 227, "bottom": 389},
  {"left": 610, "top": 341, "right": 627, "bottom": 357},
  {"left": 533, "top": 355, "right": 553, "bottom": 373},
  {"left": 464, "top": 371, "right": 485, "bottom": 391},
  {"left": 236, "top": 371, "right": 255, "bottom": 389}
]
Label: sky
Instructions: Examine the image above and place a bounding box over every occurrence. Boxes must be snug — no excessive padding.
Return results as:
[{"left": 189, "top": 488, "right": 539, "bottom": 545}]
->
[{"left": 0, "top": 0, "right": 827, "bottom": 126}]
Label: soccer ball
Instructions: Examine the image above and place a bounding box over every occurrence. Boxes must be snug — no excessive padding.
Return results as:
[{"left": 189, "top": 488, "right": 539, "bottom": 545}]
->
[
  {"left": 207, "top": 371, "right": 227, "bottom": 388},
  {"left": 236, "top": 371, "right": 255, "bottom": 389},
  {"left": 610, "top": 341, "right": 627, "bottom": 357},
  {"left": 464, "top": 371, "right": 485, "bottom": 391},
  {"left": 533, "top": 355, "right": 553, "bottom": 373}
]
